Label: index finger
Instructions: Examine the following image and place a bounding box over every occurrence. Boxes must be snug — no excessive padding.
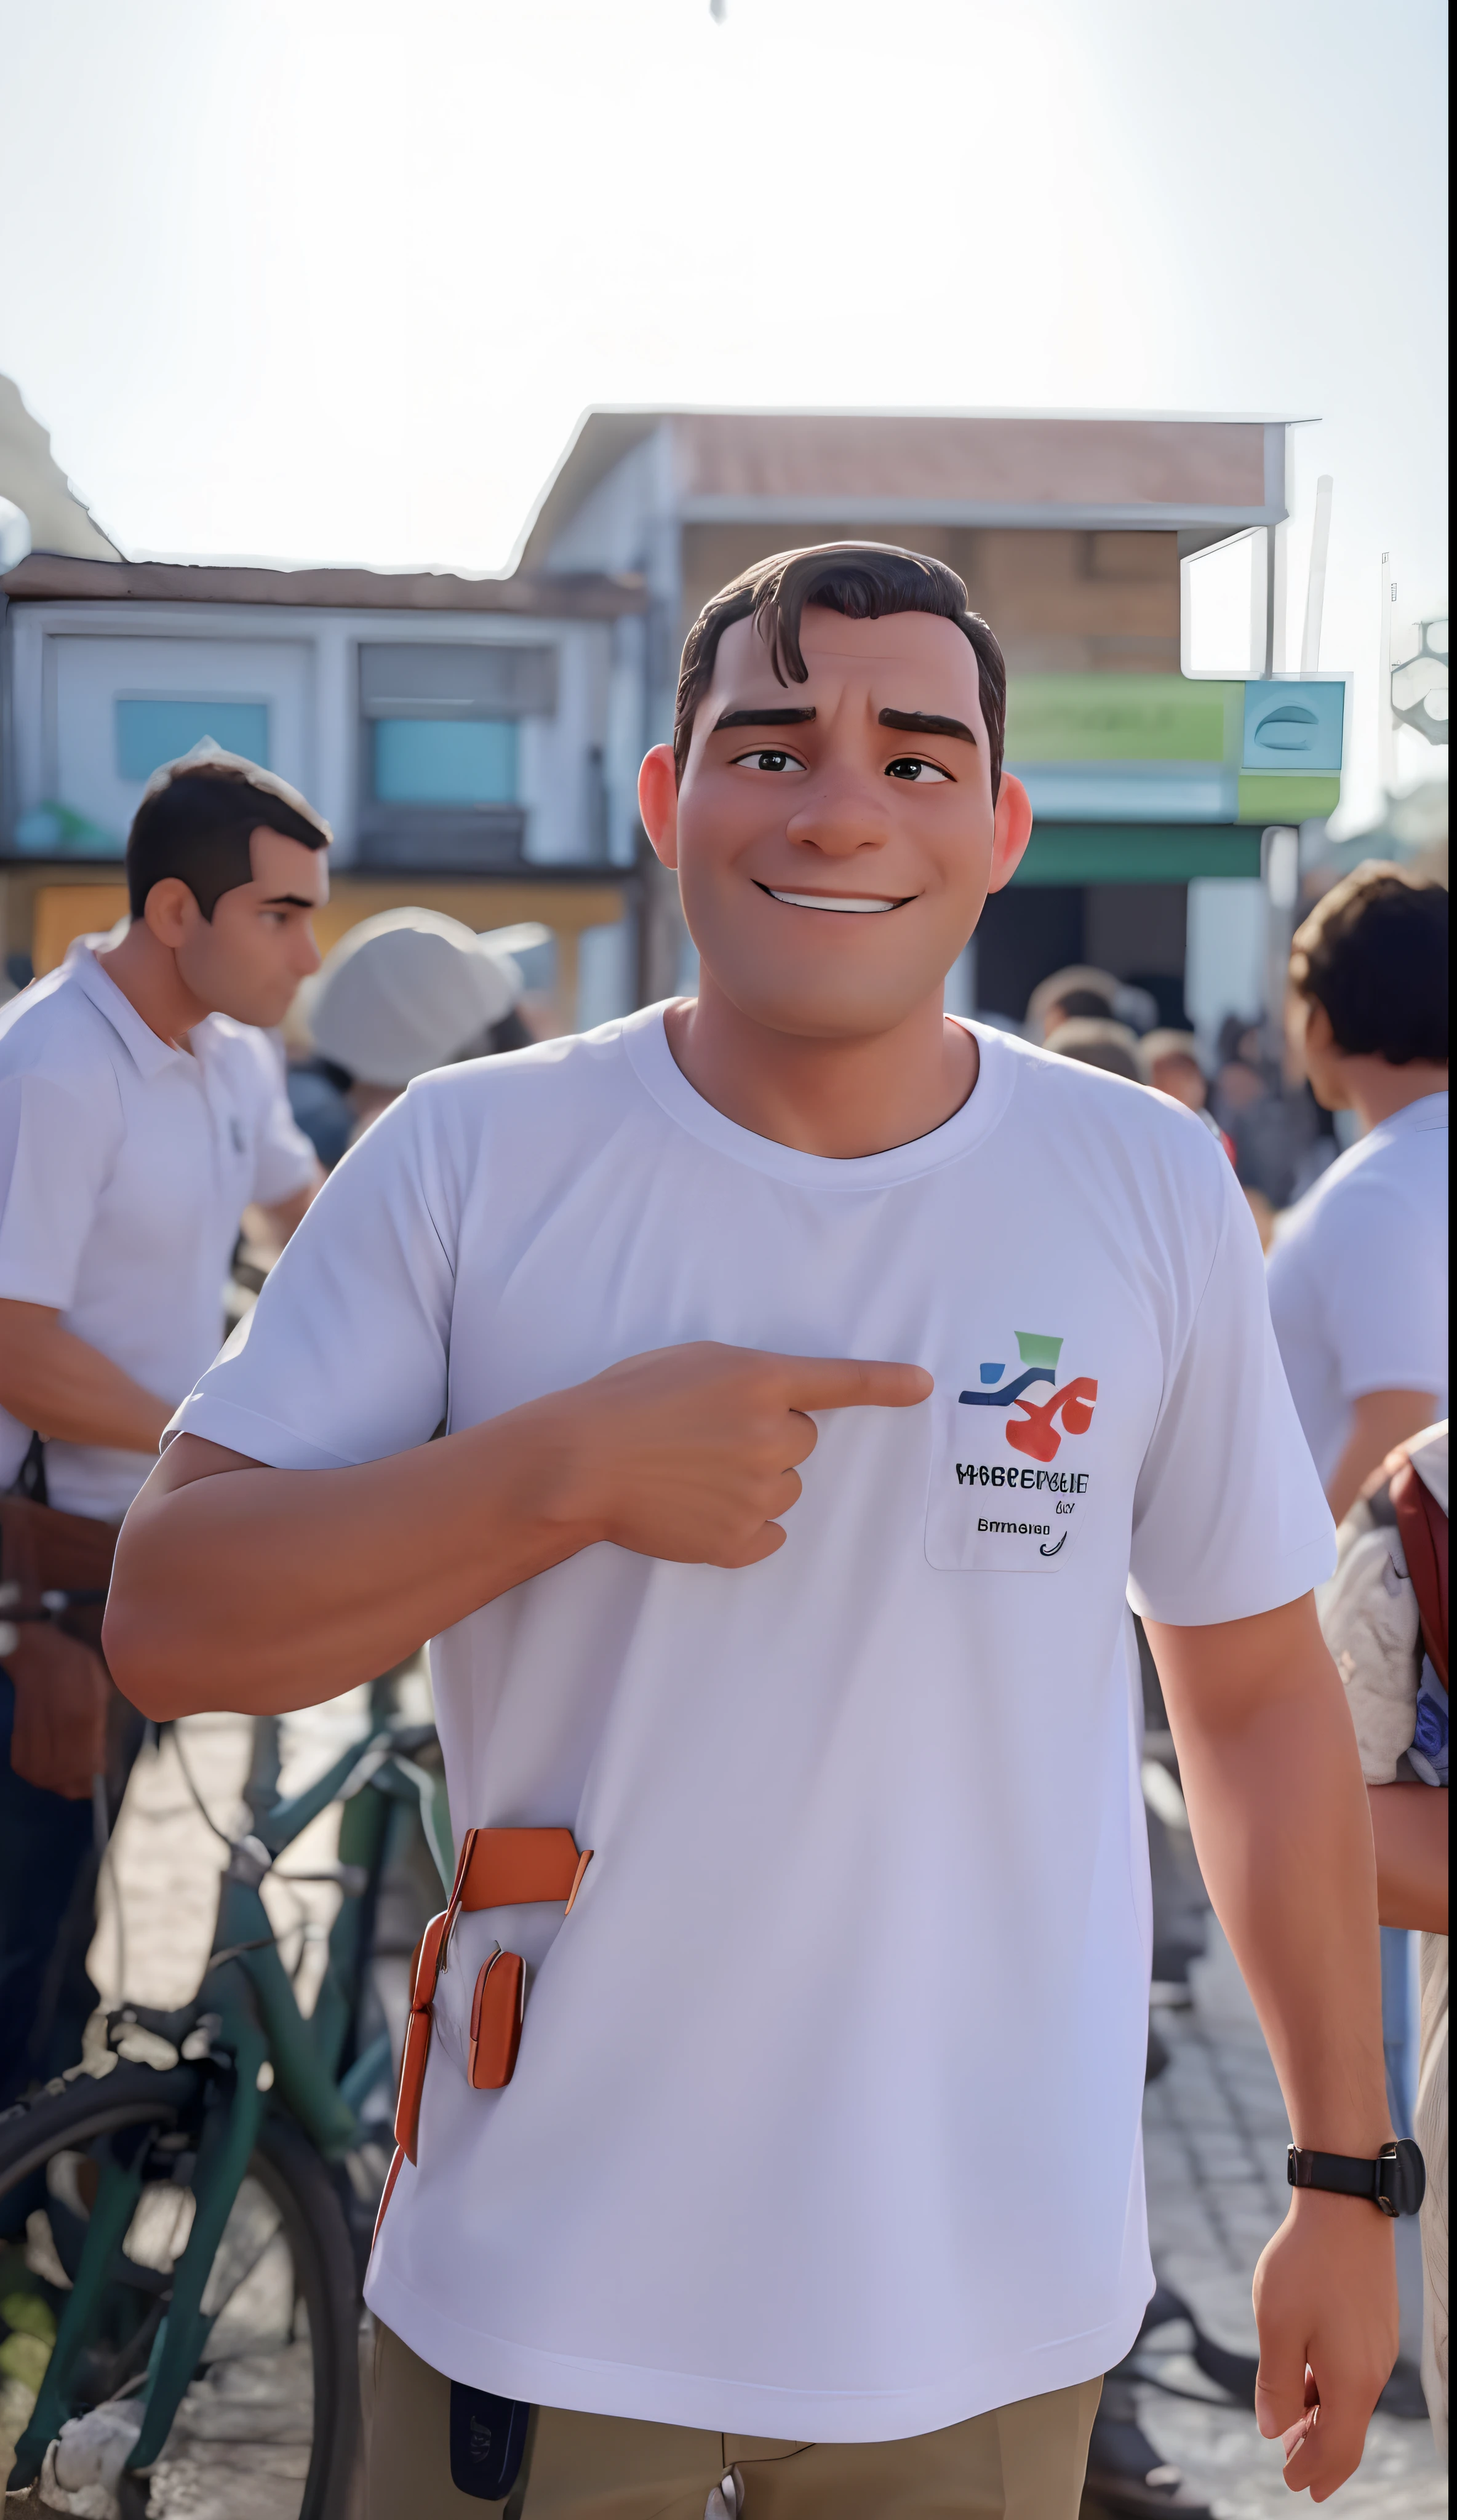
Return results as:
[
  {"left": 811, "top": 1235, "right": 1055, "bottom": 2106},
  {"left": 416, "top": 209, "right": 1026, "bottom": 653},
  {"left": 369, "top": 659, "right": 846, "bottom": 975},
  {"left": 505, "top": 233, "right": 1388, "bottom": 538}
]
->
[{"left": 776, "top": 1357, "right": 933, "bottom": 1413}]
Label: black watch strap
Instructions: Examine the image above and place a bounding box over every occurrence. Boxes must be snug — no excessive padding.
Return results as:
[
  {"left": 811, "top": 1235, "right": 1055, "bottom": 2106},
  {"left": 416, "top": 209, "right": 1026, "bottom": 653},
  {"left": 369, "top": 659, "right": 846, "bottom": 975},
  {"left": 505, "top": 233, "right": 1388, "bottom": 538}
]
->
[{"left": 1287, "top": 2139, "right": 1427, "bottom": 2217}]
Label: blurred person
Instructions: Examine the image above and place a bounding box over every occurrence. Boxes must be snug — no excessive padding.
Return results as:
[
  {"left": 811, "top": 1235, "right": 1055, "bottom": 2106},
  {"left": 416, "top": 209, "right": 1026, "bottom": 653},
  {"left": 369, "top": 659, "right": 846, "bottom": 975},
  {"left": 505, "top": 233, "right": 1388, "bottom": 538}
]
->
[
  {"left": 1320, "top": 1421, "right": 1448, "bottom": 2446},
  {"left": 1138, "top": 1029, "right": 1208, "bottom": 1111},
  {"left": 111, "top": 547, "right": 1405, "bottom": 2514},
  {"left": 300, "top": 907, "right": 531, "bottom": 1158},
  {"left": 1044, "top": 1013, "right": 1142, "bottom": 1079},
  {"left": 1026, "top": 962, "right": 1119, "bottom": 1040},
  {"left": 0, "top": 745, "right": 328, "bottom": 2101},
  {"left": 1139, "top": 1030, "right": 1237, "bottom": 1165},
  {"left": 1267, "top": 865, "right": 1448, "bottom": 1529}
]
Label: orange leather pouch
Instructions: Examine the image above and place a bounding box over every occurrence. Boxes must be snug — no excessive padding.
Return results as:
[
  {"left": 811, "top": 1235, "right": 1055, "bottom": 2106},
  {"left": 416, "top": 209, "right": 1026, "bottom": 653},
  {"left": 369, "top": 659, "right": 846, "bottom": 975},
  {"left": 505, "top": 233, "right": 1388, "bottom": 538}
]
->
[
  {"left": 469, "top": 1949, "right": 525, "bottom": 2090},
  {"left": 389, "top": 1826, "right": 592, "bottom": 2169}
]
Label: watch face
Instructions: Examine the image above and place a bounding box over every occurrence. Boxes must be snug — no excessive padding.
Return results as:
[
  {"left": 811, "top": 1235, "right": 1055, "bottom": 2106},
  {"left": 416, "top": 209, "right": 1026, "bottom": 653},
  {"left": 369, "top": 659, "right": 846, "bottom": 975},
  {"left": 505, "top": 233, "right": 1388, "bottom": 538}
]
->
[{"left": 1385, "top": 2139, "right": 1427, "bottom": 2219}]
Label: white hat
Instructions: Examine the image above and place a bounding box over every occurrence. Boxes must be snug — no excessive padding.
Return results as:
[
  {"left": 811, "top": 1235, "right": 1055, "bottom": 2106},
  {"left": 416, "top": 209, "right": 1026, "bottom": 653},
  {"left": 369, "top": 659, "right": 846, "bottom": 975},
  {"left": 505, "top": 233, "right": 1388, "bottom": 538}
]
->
[
  {"left": 140, "top": 737, "right": 333, "bottom": 846},
  {"left": 306, "top": 907, "right": 522, "bottom": 1087}
]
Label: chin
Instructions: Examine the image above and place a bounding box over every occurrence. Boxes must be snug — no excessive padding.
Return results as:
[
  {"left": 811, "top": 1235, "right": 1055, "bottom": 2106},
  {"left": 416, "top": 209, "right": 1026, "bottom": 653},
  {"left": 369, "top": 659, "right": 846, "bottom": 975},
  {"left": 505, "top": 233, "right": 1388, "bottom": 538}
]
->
[{"left": 730, "top": 972, "right": 935, "bottom": 1042}]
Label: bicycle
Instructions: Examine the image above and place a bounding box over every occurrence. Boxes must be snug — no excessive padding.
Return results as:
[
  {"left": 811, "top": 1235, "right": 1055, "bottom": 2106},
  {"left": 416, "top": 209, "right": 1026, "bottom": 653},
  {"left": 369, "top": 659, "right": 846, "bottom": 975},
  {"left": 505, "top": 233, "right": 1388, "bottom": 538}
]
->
[{"left": 0, "top": 1670, "right": 452, "bottom": 2519}]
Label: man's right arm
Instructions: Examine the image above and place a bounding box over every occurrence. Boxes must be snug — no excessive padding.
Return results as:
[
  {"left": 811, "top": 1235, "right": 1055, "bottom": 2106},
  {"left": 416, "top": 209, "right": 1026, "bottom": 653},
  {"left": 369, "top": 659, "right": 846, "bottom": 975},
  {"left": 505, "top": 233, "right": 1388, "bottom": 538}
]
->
[
  {"left": 0, "top": 1299, "right": 172, "bottom": 1457},
  {"left": 104, "top": 1344, "right": 930, "bottom": 1718}
]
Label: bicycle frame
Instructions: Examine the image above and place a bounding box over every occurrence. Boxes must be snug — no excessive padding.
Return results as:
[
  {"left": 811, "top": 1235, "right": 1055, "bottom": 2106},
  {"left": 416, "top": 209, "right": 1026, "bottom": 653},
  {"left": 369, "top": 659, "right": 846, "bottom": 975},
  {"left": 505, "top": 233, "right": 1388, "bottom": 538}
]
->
[{"left": 12, "top": 1709, "right": 452, "bottom": 2486}]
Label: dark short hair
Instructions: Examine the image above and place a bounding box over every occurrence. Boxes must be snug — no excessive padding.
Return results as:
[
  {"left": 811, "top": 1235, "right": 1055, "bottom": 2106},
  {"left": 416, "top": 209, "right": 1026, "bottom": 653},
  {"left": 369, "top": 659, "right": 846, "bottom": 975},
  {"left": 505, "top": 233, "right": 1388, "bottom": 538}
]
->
[
  {"left": 1291, "top": 864, "right": 1448, "bottom": 1066},
  {"left": 673, "top": 543, "right": 1007, "bottom": 798},
  {"left": 127, "top": 765, "right": 329, "bottom": 920}
]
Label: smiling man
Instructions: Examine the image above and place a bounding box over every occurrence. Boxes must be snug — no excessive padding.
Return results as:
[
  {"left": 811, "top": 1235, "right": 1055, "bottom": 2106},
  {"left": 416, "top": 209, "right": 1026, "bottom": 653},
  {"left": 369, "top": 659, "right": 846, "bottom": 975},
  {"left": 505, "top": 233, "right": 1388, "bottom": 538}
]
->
[{"left": 107, "top": 551, "right": 1407, "bottom": 2518}]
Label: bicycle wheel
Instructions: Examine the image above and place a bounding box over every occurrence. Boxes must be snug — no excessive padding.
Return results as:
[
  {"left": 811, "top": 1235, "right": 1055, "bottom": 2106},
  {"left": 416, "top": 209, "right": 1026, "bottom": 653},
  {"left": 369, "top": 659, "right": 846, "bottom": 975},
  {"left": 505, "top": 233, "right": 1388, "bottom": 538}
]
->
[{"left": 0, "top": 2063, "right": 359, "bottom": 2519}]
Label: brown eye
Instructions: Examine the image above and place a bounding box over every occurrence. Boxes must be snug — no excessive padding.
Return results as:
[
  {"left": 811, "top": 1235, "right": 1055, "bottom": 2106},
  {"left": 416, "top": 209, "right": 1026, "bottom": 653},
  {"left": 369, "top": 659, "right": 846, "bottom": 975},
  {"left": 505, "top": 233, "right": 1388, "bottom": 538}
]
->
[
  {"left": 885, "top": 757, "right": 951, "bottom": 783},
  {"left": 730, "top": 748, "right": 804, "bottom": 774}
]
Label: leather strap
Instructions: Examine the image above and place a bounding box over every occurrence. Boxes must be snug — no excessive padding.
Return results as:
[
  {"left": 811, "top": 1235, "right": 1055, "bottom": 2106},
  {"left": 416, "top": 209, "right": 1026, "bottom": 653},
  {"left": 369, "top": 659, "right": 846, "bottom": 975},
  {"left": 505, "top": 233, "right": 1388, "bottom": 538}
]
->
[
  {"left": 1391, "top": 1456, "right": 1449, "bottom": 1691},
  {"left": 1288, "top": 2139, "right": 1426, "bottom": 2217},
  {"left": 390, "top": 1825, "right": 593, "bottom": 2166},
  {"left": 458, "top": 1826, "right": 593, "bottom": 1911}
]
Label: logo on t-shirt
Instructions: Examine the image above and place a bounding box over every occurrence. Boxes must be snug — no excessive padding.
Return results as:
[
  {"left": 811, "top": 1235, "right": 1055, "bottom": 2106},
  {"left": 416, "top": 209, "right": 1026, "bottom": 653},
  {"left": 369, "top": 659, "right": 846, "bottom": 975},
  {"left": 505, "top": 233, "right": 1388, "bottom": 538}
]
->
[{"left": 958, "top": 1331, "right": 1098, "bottom": 1465}]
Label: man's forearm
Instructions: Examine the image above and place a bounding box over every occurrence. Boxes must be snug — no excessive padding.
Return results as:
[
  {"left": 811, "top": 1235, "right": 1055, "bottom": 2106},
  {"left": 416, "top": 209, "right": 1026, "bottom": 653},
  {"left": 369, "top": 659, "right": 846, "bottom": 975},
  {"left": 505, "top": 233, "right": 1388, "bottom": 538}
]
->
[
  {"left": 1327, "top": 1387, "right": 1437, "bottom": 1529},
  {"left": 105, "top": 1342, "right": 931, "bottom": 1721},
  {"left": 0, "top": 1302, "right": 172, "bottom": 1457},
  {"left": 1368, "top": 1783, "right": 1448, "bottom": 1933},
  {"left": 1148, "top": 1597, "right": 1391, "bottom": 2154},
  {"left": 106, "top": 1419, "right": 595, "bottom": 1720}
]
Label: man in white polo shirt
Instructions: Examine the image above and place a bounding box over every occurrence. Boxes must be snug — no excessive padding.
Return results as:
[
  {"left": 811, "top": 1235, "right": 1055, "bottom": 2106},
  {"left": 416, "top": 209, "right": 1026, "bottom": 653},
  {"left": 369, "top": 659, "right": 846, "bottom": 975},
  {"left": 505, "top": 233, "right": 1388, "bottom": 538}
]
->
[
  {"left": 1267, "top": 864, "right": 1448, "bottom": 1528},
  {"left": 0, "top": 746, "right": 327, "bottom": 2098},
  {"left": 111, "top": 551, "right": 1407, "bottom": 2516}
]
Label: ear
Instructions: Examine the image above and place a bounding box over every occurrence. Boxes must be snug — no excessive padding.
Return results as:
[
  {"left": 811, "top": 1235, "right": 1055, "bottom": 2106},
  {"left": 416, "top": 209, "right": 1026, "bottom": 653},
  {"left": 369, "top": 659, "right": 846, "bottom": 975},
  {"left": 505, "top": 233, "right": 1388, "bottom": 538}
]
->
[
  {"left": 986, "top": 773, "right": 1033, "bottom": 895},
  {"left": 142, "top": 875, "right": 204, "bottom": 950},
  {"left": 638, "top": 744, "right": 680, "bottom": 871}
]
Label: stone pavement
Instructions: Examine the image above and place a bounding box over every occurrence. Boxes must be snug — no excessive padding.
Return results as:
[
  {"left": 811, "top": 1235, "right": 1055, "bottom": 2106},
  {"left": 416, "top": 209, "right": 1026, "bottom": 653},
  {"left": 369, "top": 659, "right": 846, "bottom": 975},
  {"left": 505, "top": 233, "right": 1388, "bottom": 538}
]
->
[
  {"left": 87, "top": 1709, "right": 1447, "bottom": 2519},
  {"left": 1126, "top": 1910, "right": 1446, "bottom": 2517}
]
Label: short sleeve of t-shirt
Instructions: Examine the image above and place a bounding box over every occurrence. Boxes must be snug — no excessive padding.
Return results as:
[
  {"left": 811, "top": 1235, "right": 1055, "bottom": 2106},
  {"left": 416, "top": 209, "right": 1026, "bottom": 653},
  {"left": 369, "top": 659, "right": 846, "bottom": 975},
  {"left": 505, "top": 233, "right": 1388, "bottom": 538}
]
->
[
  {"left": 168, "top": 1085, "right": 453, "bottom": 1469},
  {"left": 1303, "top": 1178, "right": 1447, "bottom": 1406},
  {"left": 0, "top": 1069, "right": 120, "bottom": 1312},
  {"left": 1128, "top": 1163, "right": 1335, "bottom": 1626}
]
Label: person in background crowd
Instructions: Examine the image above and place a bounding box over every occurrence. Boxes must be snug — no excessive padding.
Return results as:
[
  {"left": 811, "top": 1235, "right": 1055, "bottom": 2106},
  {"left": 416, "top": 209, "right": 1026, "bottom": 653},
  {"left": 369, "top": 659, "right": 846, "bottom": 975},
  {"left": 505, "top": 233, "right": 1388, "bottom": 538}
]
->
[
  {"left": 1026, "top": 963, "right": 1119, "bottom": 1040},
  {"left": 1044, "top": 1014, "right": 1142, "bottom": 1080},
  {"left": 294, "top": 907, "right": 532, "bottom": 1163},
  {"left": 0, "top": 744, "right": 328, "bottom": 2100},
  {"left": 1320, "top": 1420, "right": 1448, "bottom": 2448},
  {"left": 1267, "top": 864, "right": 1448, "bottom": 1530},
  {"left": 1138, "top": 1029, "right": 1208, "bottom": 1112},
  {"left": 1138, "top": 1030, "right": 1237, "bottom": 1165}
]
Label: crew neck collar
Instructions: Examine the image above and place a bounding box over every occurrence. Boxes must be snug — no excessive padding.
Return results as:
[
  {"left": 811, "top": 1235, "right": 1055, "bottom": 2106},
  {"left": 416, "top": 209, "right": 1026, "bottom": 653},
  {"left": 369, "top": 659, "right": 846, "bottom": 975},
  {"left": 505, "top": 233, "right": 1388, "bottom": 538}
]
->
[
  {"left": 621, "top": 1002, "right": 1016, "bottom": 1190},
  {"left": 1363, "top": 1088, "right": 1448, "bottom": 1143}
]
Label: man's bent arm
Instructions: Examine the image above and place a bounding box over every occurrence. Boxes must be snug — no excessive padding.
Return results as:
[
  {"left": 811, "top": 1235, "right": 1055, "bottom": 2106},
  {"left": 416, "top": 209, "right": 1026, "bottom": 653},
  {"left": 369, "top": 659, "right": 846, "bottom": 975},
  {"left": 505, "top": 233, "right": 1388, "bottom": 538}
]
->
[
  {"left": 1146, "top": 1593, "right": 1397, "bottom": 2501},
  {"left": 1326, "top": 1388, "right": 1437, "bottom": 1530},
  {"left": 0, "top": 1299, "right": 172, "bottom": 1457},
  {"left": 105, "top": 1344, "right": 930, "bottom": 1718}
]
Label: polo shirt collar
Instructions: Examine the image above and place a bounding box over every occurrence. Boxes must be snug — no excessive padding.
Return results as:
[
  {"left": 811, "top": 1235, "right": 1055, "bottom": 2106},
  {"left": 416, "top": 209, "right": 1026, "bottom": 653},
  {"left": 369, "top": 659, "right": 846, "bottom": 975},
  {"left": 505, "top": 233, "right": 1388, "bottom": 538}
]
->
[{"left": 64, "top": 937, "right": 191, "bottom": 1080}]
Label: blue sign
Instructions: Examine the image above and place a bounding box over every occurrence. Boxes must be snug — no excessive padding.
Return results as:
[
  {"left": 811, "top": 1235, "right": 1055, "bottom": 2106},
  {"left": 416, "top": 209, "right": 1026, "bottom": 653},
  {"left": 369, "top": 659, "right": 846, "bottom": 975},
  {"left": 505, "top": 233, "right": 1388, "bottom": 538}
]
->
[{"left": 1242, "top": 680, "right": 1344, "bottom": 775}]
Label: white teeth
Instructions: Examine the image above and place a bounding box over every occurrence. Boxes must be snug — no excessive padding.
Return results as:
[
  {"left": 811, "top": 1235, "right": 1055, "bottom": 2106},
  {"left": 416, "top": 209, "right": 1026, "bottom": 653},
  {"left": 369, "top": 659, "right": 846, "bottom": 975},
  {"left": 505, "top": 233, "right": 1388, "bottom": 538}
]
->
[{"left": 765, "top": 890, "right": 897, "bottom": 914}]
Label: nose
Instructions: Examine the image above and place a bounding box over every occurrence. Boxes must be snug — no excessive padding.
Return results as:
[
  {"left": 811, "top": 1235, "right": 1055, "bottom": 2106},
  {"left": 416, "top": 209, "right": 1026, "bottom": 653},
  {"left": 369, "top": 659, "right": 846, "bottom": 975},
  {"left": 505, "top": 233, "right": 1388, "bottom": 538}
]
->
[
  {"left": 293, "top": 923, "right": 323, "bottom": 978},
  {"left": 783, "top": 765, "right": 893, "bottom": 860}
]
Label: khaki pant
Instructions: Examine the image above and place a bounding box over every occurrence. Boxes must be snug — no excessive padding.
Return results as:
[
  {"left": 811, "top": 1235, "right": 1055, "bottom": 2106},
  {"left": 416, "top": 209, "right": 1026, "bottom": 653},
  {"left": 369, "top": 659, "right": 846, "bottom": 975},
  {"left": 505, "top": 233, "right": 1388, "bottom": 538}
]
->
[{"left": 366, "top": 2320, "right": 1101, "bottom": 2518}]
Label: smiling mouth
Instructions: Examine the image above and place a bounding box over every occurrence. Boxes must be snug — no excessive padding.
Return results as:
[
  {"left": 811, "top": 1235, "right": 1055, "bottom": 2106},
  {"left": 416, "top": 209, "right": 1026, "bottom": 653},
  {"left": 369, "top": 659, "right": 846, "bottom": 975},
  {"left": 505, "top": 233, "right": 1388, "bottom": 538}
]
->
[{"left": 757, "top": 885, "right": 910, "bottom": 915}]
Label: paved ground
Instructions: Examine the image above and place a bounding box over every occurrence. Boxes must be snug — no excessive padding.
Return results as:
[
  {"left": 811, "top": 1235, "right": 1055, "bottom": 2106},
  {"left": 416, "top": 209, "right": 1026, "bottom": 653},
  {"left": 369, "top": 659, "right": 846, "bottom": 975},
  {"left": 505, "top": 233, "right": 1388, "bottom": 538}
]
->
[
  {"left": 1125, "top": 1881, "right": 1445, "bottom": 2515},
  {"left": 81, "top": 1705, "right": 1447, "bottom": 2519}
]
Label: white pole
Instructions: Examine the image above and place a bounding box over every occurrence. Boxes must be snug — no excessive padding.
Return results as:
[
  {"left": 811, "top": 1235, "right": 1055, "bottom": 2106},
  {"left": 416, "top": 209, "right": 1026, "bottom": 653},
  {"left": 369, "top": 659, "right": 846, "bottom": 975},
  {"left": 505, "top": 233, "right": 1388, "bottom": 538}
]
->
[
  {"left": 1378, "top": 552, "right": 1396, "bottom": 797},
  {"left": 1300, "top": 477, "right": 1334, "bottom": 672}
]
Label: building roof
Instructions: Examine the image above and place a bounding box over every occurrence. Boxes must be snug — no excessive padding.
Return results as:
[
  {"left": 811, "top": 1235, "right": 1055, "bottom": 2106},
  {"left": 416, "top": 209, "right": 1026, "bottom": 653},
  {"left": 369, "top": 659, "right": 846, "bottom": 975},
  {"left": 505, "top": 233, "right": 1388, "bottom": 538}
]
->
[
  {"left": 0, "top": 551, "right": 647, "bottom": 616},
  {"left": 518, "top": 407, "right": 1295, "bottom": 568},
  {"left": 0, "top": 376, "right": 121, "bottom": 562}
]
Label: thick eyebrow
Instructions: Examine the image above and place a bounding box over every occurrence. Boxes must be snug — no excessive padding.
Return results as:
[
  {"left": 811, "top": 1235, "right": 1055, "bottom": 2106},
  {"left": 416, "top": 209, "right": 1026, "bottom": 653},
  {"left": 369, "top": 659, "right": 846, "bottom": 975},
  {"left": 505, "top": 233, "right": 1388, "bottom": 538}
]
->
[
  {"left": 879, "top": 708, "right": 977, "bottom": 746},
  {"left": 713, "top": 705, "right": 818, "bottom": 732},
  {"left": 260, "top": 893, "right": 318, "bottom": 908}
]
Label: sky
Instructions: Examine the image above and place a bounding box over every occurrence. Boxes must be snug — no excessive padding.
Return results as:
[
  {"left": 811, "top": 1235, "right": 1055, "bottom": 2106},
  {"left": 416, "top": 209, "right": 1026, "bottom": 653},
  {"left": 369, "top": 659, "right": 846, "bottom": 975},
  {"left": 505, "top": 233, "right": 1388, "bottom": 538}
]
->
[{"left": 0, "top": 0, "right": 1447, "bottom": 830}]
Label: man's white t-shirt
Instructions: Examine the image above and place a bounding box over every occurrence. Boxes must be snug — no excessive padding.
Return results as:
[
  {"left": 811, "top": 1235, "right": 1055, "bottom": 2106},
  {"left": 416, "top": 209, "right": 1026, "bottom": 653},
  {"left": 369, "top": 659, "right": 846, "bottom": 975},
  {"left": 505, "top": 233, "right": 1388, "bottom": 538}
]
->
[
  {"left": 173, "top": 1009, "right": 1333, "bottom": 2440},
  {"left": 0, "top": 939, "right": 318, "bottom": 1520},
  {"left": 1267, "top": 1092, "right": 1448, "bottom": 1489}
]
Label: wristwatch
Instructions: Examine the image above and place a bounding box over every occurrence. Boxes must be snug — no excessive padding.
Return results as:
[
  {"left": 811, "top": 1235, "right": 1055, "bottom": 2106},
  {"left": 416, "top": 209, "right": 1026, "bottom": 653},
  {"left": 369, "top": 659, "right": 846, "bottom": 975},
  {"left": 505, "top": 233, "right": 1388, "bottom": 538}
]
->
[{"left": 1287, "top": 2139, "right": 1426, "bottom": 2217}]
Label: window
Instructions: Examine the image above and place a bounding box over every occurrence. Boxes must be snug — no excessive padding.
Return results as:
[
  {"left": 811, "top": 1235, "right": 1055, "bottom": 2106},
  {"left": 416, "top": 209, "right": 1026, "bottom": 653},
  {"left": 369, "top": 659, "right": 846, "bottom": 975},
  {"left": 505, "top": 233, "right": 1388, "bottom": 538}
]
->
[
  {"left": 372, "top": 717, "right": 517, "bottom": 805},
  {"left": 357, "top": 641, "right": 556, "bottom": 869},
  {"left": 116, "top": 698, "right": 270, "bottom": 782}
]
